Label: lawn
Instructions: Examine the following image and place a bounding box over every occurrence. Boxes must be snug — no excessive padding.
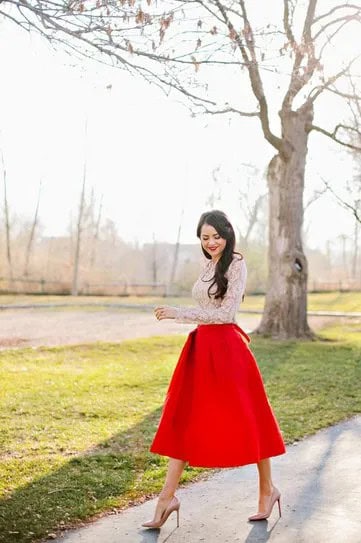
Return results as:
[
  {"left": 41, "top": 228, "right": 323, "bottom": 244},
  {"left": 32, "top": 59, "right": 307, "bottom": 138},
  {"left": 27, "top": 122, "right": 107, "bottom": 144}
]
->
[
  {"left": 1, "top": 291, "right": 361, "bottom": 312},
  {"left": 0, "top": 324, "right": 360, "bottom": 542}
]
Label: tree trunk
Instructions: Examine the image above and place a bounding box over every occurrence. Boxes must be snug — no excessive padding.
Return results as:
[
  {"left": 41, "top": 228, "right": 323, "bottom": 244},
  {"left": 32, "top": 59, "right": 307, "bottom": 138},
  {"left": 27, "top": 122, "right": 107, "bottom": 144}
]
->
[{"left": 255, "top": 104, "right": 314, "bottom": 339}]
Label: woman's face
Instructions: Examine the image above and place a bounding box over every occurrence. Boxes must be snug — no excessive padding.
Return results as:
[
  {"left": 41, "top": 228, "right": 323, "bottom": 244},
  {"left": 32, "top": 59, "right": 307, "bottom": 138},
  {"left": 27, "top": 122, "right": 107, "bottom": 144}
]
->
[{"left": 200, "top": 223, "right": 227, "bottom": 261}]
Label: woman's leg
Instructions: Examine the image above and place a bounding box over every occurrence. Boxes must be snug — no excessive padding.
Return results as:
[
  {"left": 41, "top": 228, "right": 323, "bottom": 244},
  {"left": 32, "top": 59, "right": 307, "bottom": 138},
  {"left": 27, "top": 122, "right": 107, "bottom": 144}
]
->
[
  {"left": 149, "top": 457, "right": 187, "bottom": 521},
  {"left": 255, "top": 458, "right": 275, "bottom": 512}
]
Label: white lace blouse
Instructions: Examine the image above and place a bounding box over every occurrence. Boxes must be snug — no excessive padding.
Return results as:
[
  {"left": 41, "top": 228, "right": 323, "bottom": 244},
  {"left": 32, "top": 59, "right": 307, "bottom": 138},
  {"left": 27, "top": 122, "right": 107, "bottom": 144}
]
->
[{"left": 174, "top": 255, "right": 247, "bottom": 324}]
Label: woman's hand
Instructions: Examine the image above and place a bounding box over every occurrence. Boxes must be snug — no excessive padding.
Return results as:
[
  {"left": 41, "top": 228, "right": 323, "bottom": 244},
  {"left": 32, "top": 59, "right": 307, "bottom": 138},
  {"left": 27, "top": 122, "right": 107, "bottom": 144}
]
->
[{"left": 154, "top": 305, "right": 178, "bottom": 320}]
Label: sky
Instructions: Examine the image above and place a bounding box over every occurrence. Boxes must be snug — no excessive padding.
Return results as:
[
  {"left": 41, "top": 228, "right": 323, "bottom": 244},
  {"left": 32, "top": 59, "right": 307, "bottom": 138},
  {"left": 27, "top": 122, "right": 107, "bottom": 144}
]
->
[{"left": 0, "top": 5, "right": 359, "bottom": 254}]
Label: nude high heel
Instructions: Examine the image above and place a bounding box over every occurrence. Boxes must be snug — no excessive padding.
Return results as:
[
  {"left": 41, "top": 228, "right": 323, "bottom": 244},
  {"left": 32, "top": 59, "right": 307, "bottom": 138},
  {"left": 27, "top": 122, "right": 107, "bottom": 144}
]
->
[
  {"left": 248, "top": 487, "right": 281, "bottom": 521},
  {"left": 142, "top": 495, "right": 180, "bottom": 529}
]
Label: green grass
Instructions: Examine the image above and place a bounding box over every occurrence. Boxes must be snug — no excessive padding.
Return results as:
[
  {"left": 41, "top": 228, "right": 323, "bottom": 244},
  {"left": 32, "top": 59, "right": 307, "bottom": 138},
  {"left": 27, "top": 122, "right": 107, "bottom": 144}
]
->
[
  {"left": 1, "top": 291, "right": 360, "bottom": 312},
  {"left": 0, "top": 326, "right": 361, "bottom": 542},
  {"left": 239, "top": 291, "right": 361, "bottom": 312},
  {"left": 307, "top": 291, "right": 361, "bottom": 312}
]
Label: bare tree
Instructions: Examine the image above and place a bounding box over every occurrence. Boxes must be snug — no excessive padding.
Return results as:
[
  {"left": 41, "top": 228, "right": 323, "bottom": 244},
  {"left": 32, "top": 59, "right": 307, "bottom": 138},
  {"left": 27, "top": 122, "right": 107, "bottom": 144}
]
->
[
  {"left": 325, "top": 171, "right": 361, "bottom": 282},
  {"left": 207, "top": 164, "right": 268, "bottom": 247},
  {"left": 237, "top": 164, "right": 268, "bottom": 248},
  {"left": 90, "top": 193, "right": 103, "bottom": 269},
  {"left": 351, "top": 217, "right": 359, "bottom": 280},
  {"left": 321, "top": 84, "right": 361, "bottom": 225},
  {"left": 320, "top": 90, "right": 361, "bottom": 279},
  {"left": 1, "top": 151, "right": 13, "bottom": 281},
  {"left": 152, "top": 232, "right": 158, "bottom": 285},
  {"left": 2, "top": 1, "right": 361, "bottom": 337},
  {"left": 169, "top": 205, "right": 184, "bottom": 291},
  {"left": 72, "top": 165, "right": 86, "bottom": 296},
  {"left": 23, "top": 180, "right": 42, "bottom": 277},
  {"left": 206, "top": 167, "right": 223, "bottom": 209}
]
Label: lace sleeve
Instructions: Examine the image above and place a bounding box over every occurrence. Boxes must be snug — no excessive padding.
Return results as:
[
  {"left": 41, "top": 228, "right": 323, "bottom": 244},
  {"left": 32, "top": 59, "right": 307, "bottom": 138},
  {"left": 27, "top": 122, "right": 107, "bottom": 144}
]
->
[{"left": 174, "top": 258, "right": 247, "bottom": 324}]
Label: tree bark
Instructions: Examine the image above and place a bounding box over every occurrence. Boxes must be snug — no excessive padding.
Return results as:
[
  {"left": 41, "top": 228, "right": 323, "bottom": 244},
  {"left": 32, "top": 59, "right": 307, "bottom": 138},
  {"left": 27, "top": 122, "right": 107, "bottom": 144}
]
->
[{"left": 256, "top": 104, "right": 315, "bottom": 339}]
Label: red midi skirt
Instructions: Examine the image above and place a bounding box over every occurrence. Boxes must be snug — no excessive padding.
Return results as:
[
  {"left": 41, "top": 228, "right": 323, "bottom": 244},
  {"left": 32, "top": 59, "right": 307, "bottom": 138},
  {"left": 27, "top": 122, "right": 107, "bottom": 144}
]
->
[{"left": 149, "top": 323, "right": 286, "bottom": 468}]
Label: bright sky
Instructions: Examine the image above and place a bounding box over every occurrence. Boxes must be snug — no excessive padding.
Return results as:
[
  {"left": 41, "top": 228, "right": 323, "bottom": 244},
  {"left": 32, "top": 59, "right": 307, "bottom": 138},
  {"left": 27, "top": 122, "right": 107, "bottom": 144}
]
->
[{"left": 0, "top": 7, "right": 359, "bottom": 253}]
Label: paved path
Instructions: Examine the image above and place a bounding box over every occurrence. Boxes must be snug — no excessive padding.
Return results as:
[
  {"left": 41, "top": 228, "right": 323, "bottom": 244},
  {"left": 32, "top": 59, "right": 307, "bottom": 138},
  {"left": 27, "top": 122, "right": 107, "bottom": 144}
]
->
[
  {"left": 0, "top": 309, "right": 261, "bottom": 348},
  {"left": 0, "top": 307, "right": 343, "bottom": 349},
  {"left": 52, "top": 415, "right": 361, "bottom": 543}
]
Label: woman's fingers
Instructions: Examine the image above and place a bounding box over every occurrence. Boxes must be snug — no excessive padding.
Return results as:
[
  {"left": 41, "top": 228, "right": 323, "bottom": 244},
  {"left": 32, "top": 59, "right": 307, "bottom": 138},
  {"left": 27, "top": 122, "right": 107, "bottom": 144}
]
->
[
  {"left": 154, "top": 306, "right": 174, "bottom": 320},
  {"left": 154, "top": 306, "right": 164, "bottom": 320}
]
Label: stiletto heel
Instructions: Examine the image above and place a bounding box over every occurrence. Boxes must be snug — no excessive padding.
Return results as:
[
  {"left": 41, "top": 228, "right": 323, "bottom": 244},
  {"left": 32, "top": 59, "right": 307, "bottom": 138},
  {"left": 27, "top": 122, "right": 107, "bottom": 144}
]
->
[
  {"left": 142, "top": 496, "right": 181, "bottom": 529},
  {"left": 277, "top": 496, "right": 281, "bottom": 517},
  {"left": 248, "top": 487, "right": 281, "bottom": 521}
]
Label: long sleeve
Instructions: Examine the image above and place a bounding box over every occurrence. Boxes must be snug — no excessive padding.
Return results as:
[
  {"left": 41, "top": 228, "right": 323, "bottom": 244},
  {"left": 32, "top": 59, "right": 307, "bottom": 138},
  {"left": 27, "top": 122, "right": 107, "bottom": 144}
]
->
[{"left": 174, "top": 257, "right": 247, "bottom": 324}]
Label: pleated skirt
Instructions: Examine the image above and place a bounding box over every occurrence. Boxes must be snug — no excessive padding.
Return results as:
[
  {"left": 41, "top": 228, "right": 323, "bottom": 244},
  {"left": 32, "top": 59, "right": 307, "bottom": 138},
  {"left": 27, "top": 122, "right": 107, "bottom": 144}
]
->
[{"left": 149, "top": 323, "right": 286, "bottom": 468}]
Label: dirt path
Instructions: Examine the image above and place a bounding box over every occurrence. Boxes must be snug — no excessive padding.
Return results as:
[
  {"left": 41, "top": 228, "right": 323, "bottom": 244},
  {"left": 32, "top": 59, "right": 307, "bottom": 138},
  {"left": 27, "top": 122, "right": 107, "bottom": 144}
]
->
[{"left": 0, "top": 307, "right": 345, "bottom": 349}]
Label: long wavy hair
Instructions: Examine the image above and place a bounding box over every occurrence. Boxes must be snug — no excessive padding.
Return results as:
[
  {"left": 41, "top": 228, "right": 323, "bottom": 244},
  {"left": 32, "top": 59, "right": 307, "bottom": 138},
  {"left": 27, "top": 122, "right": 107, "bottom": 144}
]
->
[{"left": 196, "top": 210, "right": 243, "bottom": 300}]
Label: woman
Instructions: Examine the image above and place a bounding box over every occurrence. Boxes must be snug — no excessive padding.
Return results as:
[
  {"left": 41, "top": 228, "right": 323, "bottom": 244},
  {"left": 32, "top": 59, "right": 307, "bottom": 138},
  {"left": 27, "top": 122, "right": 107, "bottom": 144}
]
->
[{"left": 142, "top": 210, "right": 286, "bottom": 529}]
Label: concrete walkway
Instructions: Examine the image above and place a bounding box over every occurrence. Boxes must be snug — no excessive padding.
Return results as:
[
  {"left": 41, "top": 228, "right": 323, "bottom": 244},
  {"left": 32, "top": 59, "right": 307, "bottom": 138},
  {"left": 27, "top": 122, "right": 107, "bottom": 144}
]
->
[{"left": 53, "top": 415, "right": 361, "bottom": 543}]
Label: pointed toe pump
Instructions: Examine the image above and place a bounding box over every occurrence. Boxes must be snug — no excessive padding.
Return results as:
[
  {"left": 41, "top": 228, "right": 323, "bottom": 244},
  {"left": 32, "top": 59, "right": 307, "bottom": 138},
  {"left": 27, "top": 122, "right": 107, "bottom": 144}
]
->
[
  {"left": 248, "top": 487, "right": 281, "bottom": 521},
  {"left": 142, "top": 496, "right": 181, "bottom": 529}
]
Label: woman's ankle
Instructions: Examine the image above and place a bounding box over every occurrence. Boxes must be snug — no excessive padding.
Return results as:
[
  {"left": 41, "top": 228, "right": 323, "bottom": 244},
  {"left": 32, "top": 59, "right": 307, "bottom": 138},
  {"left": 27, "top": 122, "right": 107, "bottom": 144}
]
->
[
  {"left": 159, "top": 489, "right": 175, "bottom": 500},
  {"left": 259, "top": 482, "right": 273, "bottom": 496}
]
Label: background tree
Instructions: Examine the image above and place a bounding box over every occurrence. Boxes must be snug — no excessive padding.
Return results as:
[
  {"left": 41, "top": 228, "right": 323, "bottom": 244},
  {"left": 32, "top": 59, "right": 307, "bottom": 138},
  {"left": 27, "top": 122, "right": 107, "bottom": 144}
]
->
[
  {"left": 322, "top": 91, "right": 361, "bottom": 279},
  {"left": 206, "top": 163, "right": 268, "bottom": 248},
  {"left": 23, "top": 180, "right": 42, "bottom": 277},
  {"left": 72, "top": 165, "right": 86, "bottom": 296},
  {"left": 1, "top": 151, "right": 13, "bottom": 282},
  {"left": 2, "top": 0, "right": 361, "bottom": 337}
]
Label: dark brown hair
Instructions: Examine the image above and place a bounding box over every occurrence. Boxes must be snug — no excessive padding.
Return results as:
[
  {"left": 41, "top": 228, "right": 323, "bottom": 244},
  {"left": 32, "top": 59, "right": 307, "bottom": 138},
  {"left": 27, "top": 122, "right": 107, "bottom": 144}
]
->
[{"left": 196, "top": 210, "right": 243, "bottom": 300}]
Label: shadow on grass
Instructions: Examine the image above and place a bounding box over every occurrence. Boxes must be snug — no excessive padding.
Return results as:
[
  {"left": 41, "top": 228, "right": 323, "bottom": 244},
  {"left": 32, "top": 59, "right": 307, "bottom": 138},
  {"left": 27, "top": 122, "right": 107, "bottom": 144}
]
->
[
  {"left": 0, "top": 407, "right": 189, "bottom": 543},
  {"left": 0, "top": 338, "right": 291, "bottom": 543}
]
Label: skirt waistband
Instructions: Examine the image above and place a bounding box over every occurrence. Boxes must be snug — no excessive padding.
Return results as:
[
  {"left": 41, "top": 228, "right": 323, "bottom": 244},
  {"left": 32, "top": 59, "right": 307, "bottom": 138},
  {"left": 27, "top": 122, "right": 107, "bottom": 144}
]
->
[{"left": 196, "top": 323, "right": 251, "bottom": 344}]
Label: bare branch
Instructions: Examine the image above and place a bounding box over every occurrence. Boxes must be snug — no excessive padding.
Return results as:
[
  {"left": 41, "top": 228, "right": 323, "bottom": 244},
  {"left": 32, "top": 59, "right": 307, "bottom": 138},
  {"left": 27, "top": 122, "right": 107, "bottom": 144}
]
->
[
  {"left": 313, "top": 12, "right": 361, "bottom": 41},
  {"left": 311, "top": 123, "right": 361, "bottom": 151},
  {"left": 349, "top": 76, "right": 361, "bottom": 120},
  {"left": 317, "top": 18, "right": 351, "bottom": 59},
  {"left": 282, "top": 0, "right": 318, "bottom": 110},
  {"left": 213, "top": 0, "right": 282, "bottom": 151},
  {"left": 322, "top": 177, "right": 361, "bottom": 223},
  {"left": 308, "top": 55, "right": 360, "bottom": 104},
  {"left": 283, "top": 0, "right": 296, "bottom": 47},
  {"left": 313, "top": 4, "right": 361, "bottom": 24},
  {"left": 310, "top": 85, "right": 361, "bottom": 103},
  {"left": 304, "top": 186, "right": 328, "bottom": 211},
  {"left": 197, "top": 104, "right": 259, "bottom": 117},
  {"left": 303, "top": 0, "right": 318, "bottom": 42}
]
